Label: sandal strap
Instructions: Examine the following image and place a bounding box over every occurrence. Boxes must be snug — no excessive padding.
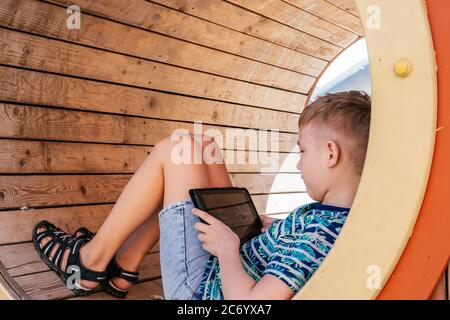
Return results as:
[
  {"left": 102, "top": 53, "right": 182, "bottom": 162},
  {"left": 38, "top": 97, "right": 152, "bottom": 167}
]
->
[
  {"left": 107, "top": 256, "right": 139, "bottom": 283},
  {"left": 34, "top": 220, "right": 58, "bottom": 241},
  {"left": 41, "top": 239, "right": 57, "bottom": 257},
  {"left": 66, "top": 239, "right": 108, "bottom": 282},
  {"left": 56, "top": 227, "right": 94, "bottom": 269},
  {"left": 52, "top": 235, "right": 76, "bottom": 269},
  {"left": 35, "top": 221, "right": 73, "bottom": 263},
  {"left": 35, "top": 229, "right": 53, "bottom": 242},
  {"left": 73, "top": 227, "right": 96, "bottom": 240}
]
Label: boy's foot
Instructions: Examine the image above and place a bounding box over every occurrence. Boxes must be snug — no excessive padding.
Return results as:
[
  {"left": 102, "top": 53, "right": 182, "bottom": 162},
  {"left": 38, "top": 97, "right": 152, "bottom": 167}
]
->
[
  {"left": 35, "top": 224, "right": 105, "bottom": 291},
  {"left": 70, "top": 227, "right": 137, "bottom": 293},
  {"left": 101, "top": 256, "right": 140, "bottom": 298}
]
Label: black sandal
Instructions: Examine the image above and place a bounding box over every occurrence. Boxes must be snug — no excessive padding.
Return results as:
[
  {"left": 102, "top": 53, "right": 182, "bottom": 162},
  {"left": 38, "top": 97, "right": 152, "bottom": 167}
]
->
[
  {"left": 100, "top": 256, "right": 139, "bottom": 299},
  {"left": 62, "top": 225, "right": 137, "bottom": 298},
  {"left": 32, "top": 220, "right": 108, "bottom": 296}
]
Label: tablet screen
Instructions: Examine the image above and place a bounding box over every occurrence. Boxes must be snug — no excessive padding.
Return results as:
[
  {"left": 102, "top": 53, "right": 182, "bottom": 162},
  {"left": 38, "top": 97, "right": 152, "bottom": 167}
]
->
[{"left": 189, "top": 188, "right": 263, "bottom": 245}]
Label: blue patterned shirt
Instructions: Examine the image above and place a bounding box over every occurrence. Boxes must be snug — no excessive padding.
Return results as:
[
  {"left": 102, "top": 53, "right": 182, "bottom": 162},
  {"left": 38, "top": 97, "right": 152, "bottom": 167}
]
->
[{"left": 192, "top": 202, "right": 350, "bottom": 300}]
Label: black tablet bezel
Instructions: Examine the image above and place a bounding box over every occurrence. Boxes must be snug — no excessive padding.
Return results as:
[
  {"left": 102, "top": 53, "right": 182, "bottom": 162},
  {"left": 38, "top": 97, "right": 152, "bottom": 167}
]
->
[{"left": 189, "top": 187, "right": 263, "bottom": 231}]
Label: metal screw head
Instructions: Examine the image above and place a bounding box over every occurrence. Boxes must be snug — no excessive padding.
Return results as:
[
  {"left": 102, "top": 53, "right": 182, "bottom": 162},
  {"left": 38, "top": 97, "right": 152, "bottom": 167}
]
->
[{"left": 394, "top": 58, "right": 413, "bottom": 77}]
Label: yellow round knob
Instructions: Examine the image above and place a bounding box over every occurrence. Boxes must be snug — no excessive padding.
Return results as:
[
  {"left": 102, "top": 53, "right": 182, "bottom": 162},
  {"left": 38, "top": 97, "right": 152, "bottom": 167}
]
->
[{"left": 394, "top": 59, "right": 412, "bottom": 77}]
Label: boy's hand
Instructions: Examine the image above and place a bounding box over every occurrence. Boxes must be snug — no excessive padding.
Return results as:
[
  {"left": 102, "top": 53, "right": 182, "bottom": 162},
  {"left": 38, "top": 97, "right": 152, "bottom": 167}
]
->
[
  {"left": 260, "top": 215, "right": 278, "bottom": 232},
  {"left": 192, "top": 208, "right": 240, "bottom": 258}
]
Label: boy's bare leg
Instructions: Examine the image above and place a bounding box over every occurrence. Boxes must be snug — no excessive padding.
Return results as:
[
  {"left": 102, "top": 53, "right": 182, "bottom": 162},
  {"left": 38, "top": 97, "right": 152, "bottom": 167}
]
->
[
  {"left": 112, "top": 134, "right": 232, "bottom": 289},
  {"left": 36, "top": 133, "right": 231, "bottom": 289}
]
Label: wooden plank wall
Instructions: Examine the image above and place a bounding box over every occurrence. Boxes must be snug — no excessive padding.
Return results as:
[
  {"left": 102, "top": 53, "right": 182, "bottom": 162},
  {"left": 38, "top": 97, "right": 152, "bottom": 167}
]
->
[{"left": 0, "top": 0, "right": 362, "bottom": 299}]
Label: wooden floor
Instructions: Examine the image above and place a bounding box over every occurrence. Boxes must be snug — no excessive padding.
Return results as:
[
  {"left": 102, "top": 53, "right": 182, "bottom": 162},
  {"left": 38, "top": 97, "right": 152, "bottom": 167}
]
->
[{"left": 0, "top": 241, "right": 164, "bottom": 300}]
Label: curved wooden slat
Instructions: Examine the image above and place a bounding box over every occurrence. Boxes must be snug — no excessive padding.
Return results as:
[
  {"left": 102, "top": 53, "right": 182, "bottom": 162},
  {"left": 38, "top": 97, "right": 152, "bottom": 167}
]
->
[
  {"left": 152, "top": 0, "right": 342, "bottom": 59},
  {"left": 0, "top": 174, "right": 305, "bottom": 210},
  {"left": 0, "top": 0, "right": 315, "bottom": 93},
  {"left": 0, "top": 103, "right": 297, "bottom": 152},
  {"left": 0, "top": 29, "right": 307, "bottom": 113},
  {"left": 326, "top": 0, "right": 360, "bottom": 17},
  {"left": 49, "top": 0, "right": 328, "bottom": 74},
  {"left": 227, "top": 0, "right": 359, "bottom": 48},
  {"left": 0, "top": 66, "right": 301, "bottom": 133},
  {"left": 0, "top": 139, "right": 301, "bottom": 174},
  {"left": 285, "top": 0, "right": 364, "bottom": 34}
]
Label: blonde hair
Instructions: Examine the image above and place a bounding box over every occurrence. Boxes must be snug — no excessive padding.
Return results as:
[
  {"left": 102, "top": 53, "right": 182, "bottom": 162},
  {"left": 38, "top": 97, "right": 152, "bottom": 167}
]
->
[{"left": 298, "top": 91, "right": 371, "bottom": 174}]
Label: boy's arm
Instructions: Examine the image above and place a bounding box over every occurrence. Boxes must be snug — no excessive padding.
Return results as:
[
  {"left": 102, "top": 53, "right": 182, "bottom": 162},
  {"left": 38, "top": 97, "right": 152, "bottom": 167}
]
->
[
  {"left": 218, "top": 249, "right": 294, "bottom": 300},
  {"left": 192, "top": 208, "right": 293, "bottom": 300},
  {"left": 260, "top": 215, "right": 281, "bottom": 232}
]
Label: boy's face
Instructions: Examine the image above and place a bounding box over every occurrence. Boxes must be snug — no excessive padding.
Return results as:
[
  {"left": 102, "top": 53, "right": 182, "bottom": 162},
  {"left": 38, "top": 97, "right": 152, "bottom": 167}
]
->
[{"left": 296, "top": 124, "right": 330, "bottom": 202}]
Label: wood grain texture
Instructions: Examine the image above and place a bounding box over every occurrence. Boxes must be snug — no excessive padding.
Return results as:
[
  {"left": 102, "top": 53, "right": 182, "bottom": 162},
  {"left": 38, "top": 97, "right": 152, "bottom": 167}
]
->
[
  {"left": 0, "top": 28, "right": 307, "bottom": 113},
  {"left": 326, "top": 0, "right": 360, "bottom": 17},
  {"left": 152, "top": 0, "right": 342, "bottom": 59},
  {"left": 0, "top": 0, "right": 315, "bottom": 93},
  {"left": 285, "top": 0, "right": 363, "bottom": 34},
  {"left": 0, "top": 66, "right": 301, "bottom": 133},
  {"left": 48, "top": 0, "right": 328, "bottom": 72},
  {"left": 0, "top": 139, "right": 301, "bottom": 174},
  {"left": 226, "top": 0, "right": 359, "bottom": 47},
  {"left": 0, "top": 173, "right": 306, "bottom": 210},
  {"left": 0, "top": 103, "right": 298, "bottom": 152}
]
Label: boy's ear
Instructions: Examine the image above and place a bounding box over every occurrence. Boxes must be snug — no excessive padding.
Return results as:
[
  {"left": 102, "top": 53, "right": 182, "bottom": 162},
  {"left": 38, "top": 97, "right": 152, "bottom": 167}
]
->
[{"left": 326, "top": 140, "right": 340, "bottom": 167}]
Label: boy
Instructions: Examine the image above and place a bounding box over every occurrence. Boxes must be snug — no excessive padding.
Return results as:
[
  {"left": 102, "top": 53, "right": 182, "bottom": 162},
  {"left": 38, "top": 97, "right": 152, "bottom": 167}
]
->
[
  {"left": 32, "top": 91, "right": 371, "bottom": 300},
  {"left": 191, "top": 90, "right": 371, "bottom": 299}
]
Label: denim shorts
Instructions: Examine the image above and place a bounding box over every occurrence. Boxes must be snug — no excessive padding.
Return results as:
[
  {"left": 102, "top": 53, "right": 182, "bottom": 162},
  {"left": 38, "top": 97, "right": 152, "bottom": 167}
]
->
[{"left": 158, "top": 198, "right": 212, "bottom": 300}]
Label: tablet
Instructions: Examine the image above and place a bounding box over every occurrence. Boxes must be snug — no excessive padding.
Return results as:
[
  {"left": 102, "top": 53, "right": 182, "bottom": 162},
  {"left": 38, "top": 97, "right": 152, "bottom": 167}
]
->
[{"left": 189, "top": 187, "right": 263, "bottom": 245}]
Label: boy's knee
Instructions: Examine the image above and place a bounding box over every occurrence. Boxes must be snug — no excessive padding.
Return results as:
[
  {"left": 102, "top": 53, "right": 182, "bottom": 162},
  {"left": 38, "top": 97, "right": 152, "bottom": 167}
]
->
[
  {"left": 188, "top": 133, "right": 212, "bottom": 140},
  {"left": 191, "top": 133, "right": 216, "bottom": 148},
  {"left": 171, "top": 133, "right": 216, "bottom": 149},
  {"left": 155, "top": 133, "right": 216, "bottom": 157},
  {"left": 156, "top": 133, "right": 204, "bottom": 161}
]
